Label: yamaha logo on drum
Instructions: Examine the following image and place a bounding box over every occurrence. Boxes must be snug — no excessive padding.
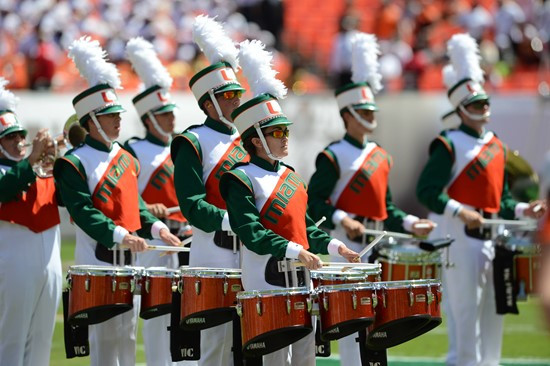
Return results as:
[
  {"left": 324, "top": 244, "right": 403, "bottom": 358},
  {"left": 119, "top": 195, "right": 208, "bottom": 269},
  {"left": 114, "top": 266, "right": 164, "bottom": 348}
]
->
[
  {"left": 185, "top": 317, "right": 206, "bottom": 324},
  {"left": 327, "top": 327, "right": 340, "bottom": 334},
  {"left": 371, "top": 331, "right": 387, "bottom": 338},
  {"left": 248, "top": 342, "right": 266, "bottom": 350},
  {"left": 74, "top": 313, "right": 88, "bottom": 319}
]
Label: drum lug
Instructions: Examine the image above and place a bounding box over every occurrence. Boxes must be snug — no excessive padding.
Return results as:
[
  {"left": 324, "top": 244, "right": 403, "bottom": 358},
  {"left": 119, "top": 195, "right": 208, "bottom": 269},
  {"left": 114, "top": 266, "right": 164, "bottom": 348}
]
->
[
  {"left": 236, "top": 302, "right": 242, "bottom": 317},
  {"left": 352, "top": 288, "right": 358, "bottom": 310},
  {"left": 195, "top": 280, "right": 201, "bottom": 295},
  {"left": 171, "top": 279, "right": 178, "bottom": 293},
  {"left": 145, "top": 278, "right": 150, "bottom": 294},
  {"left": 427, "top": 287, "right": 434, "bottom": 305},
  {"left": 306, "top": 297, "right": 312, "bottom": 313},
  {"left": 372, "top": 292, "right": 378, "bottom": 308},
  {"left": 409, "top": 286, "right": 414, "bottom": 307},
  {"left": 323, "top": 295, "right": 329, "bottom": 311},
  {"left": 177, "top": 279, "right": 183, "bottom": 294},
  {"left": 85, "top": 273, "right": 91, "bottom": 292},
  {"left": 223, "top": 278, "right": 228, "bottom": 295},
  {"left": 382, "top": 289, "right": 386, "bottom": 308},
  {"left": 256, "top": 296, "right": 263, "bottom": 316},
  {"left": 130, "top": 277, "right": 135, "bottom": 293},
  {"left": 66, "top": 276, "right": 72, "bottom": 290},
  {"left": 112, "top": 278, "right": 117, "bottom": 293},
  {"left": 286, "top": 296, "right": 291, "bottom": 315}
]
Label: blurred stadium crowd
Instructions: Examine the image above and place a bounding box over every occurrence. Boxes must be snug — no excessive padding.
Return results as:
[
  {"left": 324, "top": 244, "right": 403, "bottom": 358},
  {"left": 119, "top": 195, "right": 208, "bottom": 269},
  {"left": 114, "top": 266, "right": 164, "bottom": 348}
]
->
[{"left": 0, "top": 0, "right": 549, "bottom": 94}]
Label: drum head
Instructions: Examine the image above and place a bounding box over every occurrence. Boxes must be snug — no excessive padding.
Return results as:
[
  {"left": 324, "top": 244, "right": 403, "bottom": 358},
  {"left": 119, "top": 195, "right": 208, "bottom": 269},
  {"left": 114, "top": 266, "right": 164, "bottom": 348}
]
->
[
  {"left": 367, "top": 315, "right": 432, "bottom": 350},
  {"left": 242, "top": 325, "right": 313, "bottom": 357}
]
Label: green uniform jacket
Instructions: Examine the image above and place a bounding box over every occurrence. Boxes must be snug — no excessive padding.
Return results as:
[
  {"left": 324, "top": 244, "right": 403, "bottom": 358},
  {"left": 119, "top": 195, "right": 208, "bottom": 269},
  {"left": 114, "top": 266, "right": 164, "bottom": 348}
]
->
[{"left": 0, "top": 158, "right": 37, "bottom": 203}]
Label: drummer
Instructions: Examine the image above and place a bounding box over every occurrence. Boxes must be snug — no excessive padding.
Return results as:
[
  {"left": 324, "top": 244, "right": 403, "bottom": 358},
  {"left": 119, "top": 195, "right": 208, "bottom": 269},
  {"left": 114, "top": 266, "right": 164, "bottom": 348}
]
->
[
  {"left": 307, "top": 33, "right": 435, "bottom": 365},
  {"left": 219, "top": 39, "right": 359, "bottom": 366},
  {"left": 53, "top": 36, "right": 180, "bottom": 366}
]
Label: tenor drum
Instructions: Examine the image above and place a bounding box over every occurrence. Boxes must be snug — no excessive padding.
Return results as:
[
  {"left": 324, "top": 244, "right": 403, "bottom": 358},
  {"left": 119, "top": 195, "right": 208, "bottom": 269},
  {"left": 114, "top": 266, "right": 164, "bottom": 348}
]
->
[
  {"left": 237, "top": 288, "right": 313, "bottom": 357},
  {"left": 316, "top": 282, "right": 375, "bottom": 340},
  {"left": 367, "top": 280, "right": 439, "bottom": 350},
  {"left": 140, "top": 267, "right": 178, "bottom": 319},
  {"left": 179, "top": 267, "right": 242, "bottom": 330},
  {"left": 376, "top": 243, "right": 441, "bottom": 281},
  {"left": 67, "top": 265, "right": 138, "bottom": 325}
]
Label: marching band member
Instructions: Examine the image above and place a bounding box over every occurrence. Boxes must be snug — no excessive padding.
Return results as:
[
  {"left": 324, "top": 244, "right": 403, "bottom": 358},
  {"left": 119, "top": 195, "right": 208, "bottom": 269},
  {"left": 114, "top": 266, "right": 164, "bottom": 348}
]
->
[
  {"left": 307, "top": 33, "right": 435, "bottom": 366},
  {"left": 125, "top": 37, "right": 195, "bottom": 366},
  {"left": 0, "top": 78, "right": 62, "bottom": 366},
  {"left": 171, "top": 16, "right": 247, "bottom": 366},
  {"left": 53, "top": 36, "right": 180, "bottom": 366},
  {"left": 416, "top": 33, "right": 546, "bottom": 366},
  {"left": 219, "top": 39, "right": 359, "bottom": 366}
]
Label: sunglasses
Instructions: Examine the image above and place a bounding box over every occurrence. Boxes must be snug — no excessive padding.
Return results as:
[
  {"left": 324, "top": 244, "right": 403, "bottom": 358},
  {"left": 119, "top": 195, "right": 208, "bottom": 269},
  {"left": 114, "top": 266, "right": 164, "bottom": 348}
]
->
[
  {"left": 220, "top": 90, "right": 243, "bottom": 100},
  {"left": 468, "top": 100, "right": 490, "bottom": 110},
  {"left": 4, "top": 132, "right": 25, "bottom": 140},
  {"left": 264, "top": 128, "right": 290, "bottom": 139}
]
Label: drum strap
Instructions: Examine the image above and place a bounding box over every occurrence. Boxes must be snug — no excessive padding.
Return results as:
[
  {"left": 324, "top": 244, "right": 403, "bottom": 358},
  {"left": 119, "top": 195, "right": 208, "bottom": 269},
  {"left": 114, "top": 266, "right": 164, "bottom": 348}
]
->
[
  {"left": 231, "top": 311, "right": 263, "bottom": 365},
  {"left": 358, "top": 329, "right": 388, "bottom": 366},
  {"left": 314, "top": 318, "right": 331, "bottom": 357},
  {"left": 213, "top": 230, "right": 240, "bottom": 253},
  {"left": 95, "top": 243, "right": 132, "bottom": 265},
  {"left": 168, "top": 291, "right": 201, "bottom": 361},
  {"left": 493, "top": 244, "right": 520, "bottom": 314},
  {"left": 464, "top": 211, "right": 495, "bottom": 240},
  {"left": 62, "top": 290, "right": 90, "bottom": 358},
  {"left": 264, "top": 257, "right": 305, "bottom": 288}
]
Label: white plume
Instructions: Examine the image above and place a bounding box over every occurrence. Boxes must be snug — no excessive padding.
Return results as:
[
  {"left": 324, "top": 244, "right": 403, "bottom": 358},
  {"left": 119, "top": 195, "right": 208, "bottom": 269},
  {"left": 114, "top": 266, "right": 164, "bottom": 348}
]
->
[
  {"left": 442, "top": 64, "right": 458, "bottom": 89},
  {"left": 0, "top": 78, "right": 19, "bottom": 111},
  {"left": 238, "top": 39, "right": 287, "bottom": 99},
  {"left": 126, "top": 37, "right": 173, "bottom": 89},
  {"left": 447, "top": 33, "right": 484, "bottom": 84},
  {"left": 68, "top": 36, "right": 122, "bottom": 89},
  {"left": 192, "top": 15, "right": 239, "bottom": 71},
  {"left": 351, "top": 33, "right": 383, "bottom": 93}
]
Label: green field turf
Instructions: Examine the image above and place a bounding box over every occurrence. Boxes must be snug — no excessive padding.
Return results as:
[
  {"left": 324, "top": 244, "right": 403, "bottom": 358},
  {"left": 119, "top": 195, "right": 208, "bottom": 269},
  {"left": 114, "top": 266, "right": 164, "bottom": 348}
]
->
[{"left": 51, "top": 240, "right": 550, "bottom": 365}]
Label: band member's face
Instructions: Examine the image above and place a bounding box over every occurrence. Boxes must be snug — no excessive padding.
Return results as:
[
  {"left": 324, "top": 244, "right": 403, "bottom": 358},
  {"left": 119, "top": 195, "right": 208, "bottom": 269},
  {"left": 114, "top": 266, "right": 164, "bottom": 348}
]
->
[
  {"left": 214, "top": 90, "right": 242, "bottom": 122},
  {"left": 262, "top": 125, "right": 289, "bottom": 158},
  {"left": 347, "top": 109, "right": 376, "bottom": 134},
  {"left": 462, "top": 100, "right": 490, "bottom": 126},
  {"left": 96, "top": 113, "right": 121, "bottom": 140},
  {"left": 0, "top": 132, "right": 25, "bottom": 159},
  {"left": 151, "top": 111, "right": 175, "bottom": 134}
]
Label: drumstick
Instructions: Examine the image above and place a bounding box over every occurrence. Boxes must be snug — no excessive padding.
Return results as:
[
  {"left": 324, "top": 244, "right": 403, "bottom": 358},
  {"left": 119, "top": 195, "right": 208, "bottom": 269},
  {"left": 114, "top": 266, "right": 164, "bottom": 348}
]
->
[
  {"left": 414, "top": 222, "right": 438, "bottom": 229},
  {"left": 481, "top": 219, "right": 534, "bottom": 227},
  {"left": 166, "top": 206, "right": 181, "bottom": 214},
  {"left": 292, "top": 262, "right": 380, "bottom": 268},
  {"left": 533, "top": 204, "right": 542, "bottom": 213},
  {"left": 358, "top": 232, "right": 386, "bottom": 259},
  {"left": 315, "top": 216, "right": 327, "bottom": 227},
  {"left": 361, "top": 228, "right": 412, "bottom": 240},
  {"left": 147, "top": 245, "right": 190, "bottom": 252}
]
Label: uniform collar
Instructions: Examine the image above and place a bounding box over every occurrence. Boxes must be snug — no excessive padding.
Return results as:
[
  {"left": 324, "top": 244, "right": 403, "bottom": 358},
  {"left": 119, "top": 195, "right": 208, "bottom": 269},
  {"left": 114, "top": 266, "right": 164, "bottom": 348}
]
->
[
  {"left": 251, "top": 155, "right": 280, "bottom": 172},
  {"left": 459, "top": 123, "right": 486, "bottom": 138},
  {"left": 145, "top": 132, "right": 169, "bottom": 147},
  {"left": 0, "top": 157, "right": 16, "bottom": 166},
  {"left": 344, "top": 133, "right": 367, "bottom": 148},
  {"left": 85, "top": 135, "right": 113, "bottom": 152},
  {"left": 204, "top": 116, "right": 236, "bottom": 135}
]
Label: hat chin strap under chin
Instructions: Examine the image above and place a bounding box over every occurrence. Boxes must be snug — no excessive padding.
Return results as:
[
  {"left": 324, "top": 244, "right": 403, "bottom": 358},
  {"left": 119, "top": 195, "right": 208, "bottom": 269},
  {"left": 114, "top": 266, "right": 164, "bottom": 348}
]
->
[
  {"left": 90, "top": 112, "right": 113, "bottom": 144},
  {"left": 254, "top": 123, "right": 283, "bottom": 161},
  {"left": 348, "top": 107, "right": 378, "bottom": 130},
  {"left": 0, "top": 143, "right": 24, "bottom": 162},
  {"left": 147, "top": 112, "right": 172, "bottom": 140},
  {"left": 458, "top": 104, "right": 491, "bottom": 121},
  {"left": 208, "top": 89, "right": 234, "bottom": 129}
]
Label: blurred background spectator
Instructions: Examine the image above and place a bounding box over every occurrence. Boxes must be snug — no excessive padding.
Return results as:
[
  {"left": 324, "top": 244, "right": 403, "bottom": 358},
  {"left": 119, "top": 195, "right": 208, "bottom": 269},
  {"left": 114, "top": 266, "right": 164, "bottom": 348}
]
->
[{"left": 0, "top": 0, "right": 548, "bottom": 94}]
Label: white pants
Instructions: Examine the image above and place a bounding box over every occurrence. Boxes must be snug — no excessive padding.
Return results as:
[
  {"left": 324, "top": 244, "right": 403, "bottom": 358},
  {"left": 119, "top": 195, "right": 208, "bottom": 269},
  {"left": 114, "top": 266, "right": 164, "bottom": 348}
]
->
[
  {"left": 89, "top": 297, "right": 139, "bottom": 366},
  {"left": 188, "top": 228, "right": 239, "bottom": 366},
  {"left": 262, "top": 323, "right": 316, "bottom": 366},
  {"left": 432, "top": 213, "right": 503, "bottom": 366},
  {"left": 330, "top": 227, "right": 371, "bottom": 366},
  {"left": 137, "top": 242, "right": 197, "bottom": 366},
  {"left": 0, "top": 223, "right": 62, "bottom": 366}
]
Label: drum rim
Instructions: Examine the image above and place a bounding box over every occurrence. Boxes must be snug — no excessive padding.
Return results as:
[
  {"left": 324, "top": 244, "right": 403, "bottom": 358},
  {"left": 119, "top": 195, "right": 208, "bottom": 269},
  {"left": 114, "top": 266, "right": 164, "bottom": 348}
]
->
[
  {"left": 237, "top": 287, "right": 310, "bottom": 299},
  {"left": 68, "top": 265, "right": 137, "bottom": 275},
  {"left": 317, "top": 282, "right": 374, "bottom": 292},
  {"left": 378, "top": 245, "right": 441, "bottom": 262},
  {"left": 375, "top": 279, "right": 440, "bottom": 288},
  {"left": 310, "top": 270, "right": 365, "bottom": 278},
  {"left": 180, "top": 267, "right": 242, "bottom": 277},
  {"left": 143, "top": 267, "right": 179, "bottom": 276}
]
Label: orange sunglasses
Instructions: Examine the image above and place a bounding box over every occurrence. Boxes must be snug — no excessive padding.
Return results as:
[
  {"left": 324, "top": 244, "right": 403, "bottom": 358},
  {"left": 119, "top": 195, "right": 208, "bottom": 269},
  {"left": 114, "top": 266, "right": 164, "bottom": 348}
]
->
[{"left": 221, "top": 90, "right": 243, "bottom": 100}]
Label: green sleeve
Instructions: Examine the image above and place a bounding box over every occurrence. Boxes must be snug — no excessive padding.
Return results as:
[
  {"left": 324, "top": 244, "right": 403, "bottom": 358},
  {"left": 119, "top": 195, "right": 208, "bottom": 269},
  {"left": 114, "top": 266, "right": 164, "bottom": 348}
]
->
[
  {"left": 499, "top": 172, "right": 519, "bottom": 219},
  {"left": 383, "top": 186, "right": 409, "bottom": 232},
  {"left": 53, "top": 155, "right": 154, "bottom": 247},
  {"left": 416, "top": 137, "right": 455, "bottom": 214},
  {"left": 305, "top": 212, "right": 331, "bottom": 255},
  {"left": 0, "top": 159, "right": 37, "bottom": 202},
  {"left": 172, "top": 133, "right": 225, "bottom": 232},
  {"left": 307, "top": 149, "right": 340, "bottom": 230},
  {"left": 220, "top": 170, "right": 295, "bottom": 258},
  {"left": 136, "top": 194, "right": 157, "bottom": 239}
]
